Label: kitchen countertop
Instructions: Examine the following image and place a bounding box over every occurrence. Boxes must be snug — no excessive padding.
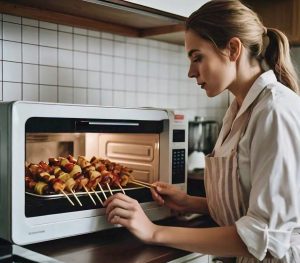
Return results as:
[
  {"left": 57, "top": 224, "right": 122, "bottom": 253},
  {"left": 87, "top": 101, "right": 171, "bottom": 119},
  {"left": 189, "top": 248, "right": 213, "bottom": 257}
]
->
[{"left": 21, "top": 214, "right": 216, "bottom": 263}]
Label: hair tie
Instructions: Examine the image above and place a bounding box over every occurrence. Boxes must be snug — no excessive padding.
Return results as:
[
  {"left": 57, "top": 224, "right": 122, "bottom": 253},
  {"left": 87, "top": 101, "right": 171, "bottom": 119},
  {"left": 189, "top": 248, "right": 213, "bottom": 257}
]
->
[{"left": 261, "top": 34, "right": 270, "bottom": 58}]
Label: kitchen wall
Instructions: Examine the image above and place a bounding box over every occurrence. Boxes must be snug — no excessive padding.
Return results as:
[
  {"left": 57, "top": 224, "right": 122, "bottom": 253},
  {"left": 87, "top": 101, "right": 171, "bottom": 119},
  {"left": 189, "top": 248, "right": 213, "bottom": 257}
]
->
[{"left": 0, "top": 14, "right": 229, "bottom": 123}]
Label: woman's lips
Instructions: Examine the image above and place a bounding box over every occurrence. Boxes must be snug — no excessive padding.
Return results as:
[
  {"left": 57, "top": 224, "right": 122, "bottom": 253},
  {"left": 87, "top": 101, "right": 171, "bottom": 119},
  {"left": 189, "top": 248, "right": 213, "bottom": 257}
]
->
[{"left": 198, "top": 82, "right": 206, "bottom": 89}]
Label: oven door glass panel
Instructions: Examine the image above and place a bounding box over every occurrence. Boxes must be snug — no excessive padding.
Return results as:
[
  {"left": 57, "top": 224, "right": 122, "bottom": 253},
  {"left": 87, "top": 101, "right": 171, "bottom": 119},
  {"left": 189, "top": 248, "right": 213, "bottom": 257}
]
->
[{"left": 25, "top": 117, "right": 162, "bottom": 218}]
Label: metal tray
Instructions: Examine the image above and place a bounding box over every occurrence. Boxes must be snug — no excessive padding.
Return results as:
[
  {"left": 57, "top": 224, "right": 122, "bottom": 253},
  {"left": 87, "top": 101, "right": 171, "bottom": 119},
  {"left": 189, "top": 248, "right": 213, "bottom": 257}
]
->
[{"left": 25, "top": 184, "right": 143, "bottom": 199}]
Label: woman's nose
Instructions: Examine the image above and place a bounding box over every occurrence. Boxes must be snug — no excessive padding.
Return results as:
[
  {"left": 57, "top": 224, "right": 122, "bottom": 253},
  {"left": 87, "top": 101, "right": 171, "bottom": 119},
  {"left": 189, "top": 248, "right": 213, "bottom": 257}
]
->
[{"left": 188, "top": 65, "right": 197, "bottom": 78}]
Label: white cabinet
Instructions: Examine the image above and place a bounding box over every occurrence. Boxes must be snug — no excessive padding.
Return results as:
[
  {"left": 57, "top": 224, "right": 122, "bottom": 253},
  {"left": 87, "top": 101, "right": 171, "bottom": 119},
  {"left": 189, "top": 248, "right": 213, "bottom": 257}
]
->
[{"left": 168, "top": 253, "right": 210, "bottom": 263}]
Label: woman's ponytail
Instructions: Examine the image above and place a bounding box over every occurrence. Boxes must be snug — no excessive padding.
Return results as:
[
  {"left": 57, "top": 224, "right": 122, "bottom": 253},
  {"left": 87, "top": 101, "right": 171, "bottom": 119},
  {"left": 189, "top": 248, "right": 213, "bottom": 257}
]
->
[{"left": 264, "top": 28, "right": 299, "bottom": 94}]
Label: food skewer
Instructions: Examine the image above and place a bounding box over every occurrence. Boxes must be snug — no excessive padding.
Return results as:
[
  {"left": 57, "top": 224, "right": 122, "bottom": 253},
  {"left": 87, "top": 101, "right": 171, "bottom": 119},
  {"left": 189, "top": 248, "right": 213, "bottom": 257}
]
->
[
  {"left": 91, "top": 188, "right": 104, "bottom": 206},
  {"left": 116, "top": 183, "right": 125, "bottom": 194},
  {"left": 129, "top": 180, "right": 152, "bottom": 189},
  {"left": 70, "top": 189, "right": 82, "bottom": 206},
  {"left": 106, "top": 183, "right": 113, "bottom": 196},
  {"left": 98, "top": 183, "right": 107, "bottom": 200},
  {"left": 130, "top": 178, "right": 155, "bottom": 188},
  {"left": 60, "top": 189, "right": 75, "bottom": 206},
  {"left": 83, "top": 185, "right": 97, "bottom": 205}
]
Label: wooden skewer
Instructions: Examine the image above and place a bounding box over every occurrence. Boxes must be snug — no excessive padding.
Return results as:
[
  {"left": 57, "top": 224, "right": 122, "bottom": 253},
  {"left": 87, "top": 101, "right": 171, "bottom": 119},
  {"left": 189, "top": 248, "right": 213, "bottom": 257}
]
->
[
  {"left": 129, "top": 180, "right": 152, "bottom": 189},
  {"left": 117, "top": 183, "right": 125, "bottom": 194},
  {"left": 70, "top": 189, "right": 82, "bottom": 206},
  {"left": 106, "top": 183, "right": 113, "bottom": 196},
  {"left": 98, "top": 183, "right": 107, "bottom": 200},
  {"left": 60, "top": 189, "right": 75, "bottom": 206},
  {"left": 83, "top": 186, "right": 97, "bottom": 205},
  {"left": 91, "top": 188, "right": 104, "bottom": 206},
  {"left": 131, "top": 179, "right": 154, "bottom": 188}
]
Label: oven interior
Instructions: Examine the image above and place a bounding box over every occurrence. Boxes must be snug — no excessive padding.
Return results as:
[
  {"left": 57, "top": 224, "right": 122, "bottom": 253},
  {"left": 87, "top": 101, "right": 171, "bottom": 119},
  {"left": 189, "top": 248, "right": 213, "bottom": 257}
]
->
[{"left": 25, "top": 117, "right": 164, "bottom": 217}]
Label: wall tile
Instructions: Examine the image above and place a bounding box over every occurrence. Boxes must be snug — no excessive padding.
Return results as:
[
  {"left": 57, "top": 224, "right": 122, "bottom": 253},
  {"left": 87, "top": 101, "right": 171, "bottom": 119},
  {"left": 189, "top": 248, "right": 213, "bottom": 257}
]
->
[
  {"left": 22, "top": 26, "right": 38, "bottom": 44},
  {"left": 0, "top": 82, "right": 2, "bottom": 100},
  {"left": 74, "top": 34, "right": 87, "bottom": 51},
  {"left": 40, "top": 66, "right": 57, "bottom": 85},
  {"left": 114, "top": 41, "right": 125, "bottom": 57},
  {"left": 125, "top": 59, "right": 136, "bottom": 75},
  {"left": 40, "top": 21, "right": 57, "bottom": 30},
  {"left": 125, "top": 75, "right": 136, "bottom": 91},
  {"left": 58, "top": 49, "right": 73, "bottom": 68},
  {"left": 88, "top": 53, "right": 100, "bottom": 71},
  {"left": 100, "top": 89, "right": 113, "bottom": 106},
  {"left": 58, "top": 86, "right": 73, "bottom": 103},
  {"left": 101, "top": 39, "right": 113, "bottom": 55},
  {"left": 3, "top": 15, "right": 21, "bottom": 23},
  {"left": 58, "top": 32, "right": 73, "bottom": 49},
  {"left": 3, "top": 22, "right": 21, "bottom": 42},
  {"left": 113, "top": 57, "right": 125, "bottom": 74},
  {"left": 74, "top": 88, "right": 87, "bottom": 104},
  {"left": 74, "top": 28, "right": 87, "bottom": 35},
  {"left": 125, "top": 91, "right": 136, "bottom": 107},
  {"left": 40, "top": 46, "right": 57, "bottom": 66},
  {"left": 3, "top": 82, "right": 22, "bottom": 101},
  {"left": 3, "top": 41, "right": 22, "bottom": 62},
  {"left": 113, "top": 74, "right": 125, "bottom": 90},
  {"left": 88, "top": 30, "right": 100, "bottom": 38},
  {"left": 40, "top": 85, "right": 58, "bottom": 102},
  {"left": 23, "top": 83, "right": 39, "bottom": 101},
  {"left": 40, "top": 28, "right": 57, "bottom": 47},
  {"left": 74, "top": 69, "right": 87, "bottom": 88},
  {"left": 113, "top": 90, "right": 126, "bottom": 107},
  {"left": 87, "top": 88, "right": 100, "bottom": 105},
  {"left": 22, "top": 18, "right": 38, "bottom": 27},
  {"left": 100, "top": 55, "right": 113, "bottom": 72},
  {"left": 74, "top": 51, "right": 87, "bottom": 69},
  {"left": 3, "top": 61, "right": 21, "bottom": 82},
  {"left": 125, "top": 43, "right": 136, "bottom": 59},
  {"left": 58, "top": 68, "right": 73, "bottom": 86},
  {"left": 88, "top": 37, "right": 100, "bottom": 54},
  {"left": 88, "top": 71, "right": 100, "bottom": 89},
  {"left": 58, "top": 25, "right": 72, "bottom": 33},
  {"left": 23, "top": 64, "right": 38, "bottom": 84},
  {"left": 100, "top": 72, "right": 113, "bottom": 90},
  {"left": 22, "top": 44, "right": 38, "bottom": 64}
]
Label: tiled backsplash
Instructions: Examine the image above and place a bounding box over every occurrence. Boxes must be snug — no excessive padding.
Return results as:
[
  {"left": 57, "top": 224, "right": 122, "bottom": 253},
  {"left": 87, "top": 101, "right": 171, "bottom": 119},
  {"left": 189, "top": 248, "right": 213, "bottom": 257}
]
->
[{"left": 0, "top": 14, "right": 229, "bottom": 123}]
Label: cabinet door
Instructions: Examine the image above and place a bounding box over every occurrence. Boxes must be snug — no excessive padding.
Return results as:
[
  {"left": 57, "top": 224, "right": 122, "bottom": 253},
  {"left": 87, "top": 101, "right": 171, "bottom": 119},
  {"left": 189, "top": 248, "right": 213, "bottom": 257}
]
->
[{"left": 168, "top": 253, "right": 209, "bottom": 263}]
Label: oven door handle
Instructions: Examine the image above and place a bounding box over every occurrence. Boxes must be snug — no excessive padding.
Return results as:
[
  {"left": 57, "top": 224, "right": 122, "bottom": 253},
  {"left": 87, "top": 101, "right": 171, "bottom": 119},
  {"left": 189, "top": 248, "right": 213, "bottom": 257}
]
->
[{"left": 77, "top": 121, "right": 140, "bottom": 127}]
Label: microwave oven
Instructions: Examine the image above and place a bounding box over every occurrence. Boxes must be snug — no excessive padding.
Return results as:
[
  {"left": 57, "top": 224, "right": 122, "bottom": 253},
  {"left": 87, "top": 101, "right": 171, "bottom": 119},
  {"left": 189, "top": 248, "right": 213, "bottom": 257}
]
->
[{"left": 0, "top": 101, "right": 188, "bottom": 245}]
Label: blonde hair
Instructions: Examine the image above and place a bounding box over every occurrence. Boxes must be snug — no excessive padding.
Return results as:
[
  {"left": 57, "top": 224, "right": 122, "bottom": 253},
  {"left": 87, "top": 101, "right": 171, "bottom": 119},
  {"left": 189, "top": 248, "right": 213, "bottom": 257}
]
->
[{"left": 186, "top": 0, "right": 299, "bottom": 94}]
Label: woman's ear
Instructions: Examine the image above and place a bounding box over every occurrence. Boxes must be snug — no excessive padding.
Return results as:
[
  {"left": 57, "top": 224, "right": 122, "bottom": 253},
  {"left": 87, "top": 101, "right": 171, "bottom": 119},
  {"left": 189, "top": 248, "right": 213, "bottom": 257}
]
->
[{"left": 227, "top": 37, "right": 242, "bottom": 62}]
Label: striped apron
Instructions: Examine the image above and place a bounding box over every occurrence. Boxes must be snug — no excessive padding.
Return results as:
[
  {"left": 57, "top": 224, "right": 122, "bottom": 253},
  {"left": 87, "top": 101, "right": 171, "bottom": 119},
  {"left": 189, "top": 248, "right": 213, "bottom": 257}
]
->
[{"left": 204, "top": 95, "right": 299, "bottom": 262}]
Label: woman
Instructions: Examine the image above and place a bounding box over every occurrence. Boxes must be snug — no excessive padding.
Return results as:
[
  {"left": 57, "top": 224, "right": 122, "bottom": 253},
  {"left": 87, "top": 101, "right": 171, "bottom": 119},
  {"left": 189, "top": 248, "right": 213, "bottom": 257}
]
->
[{"left": 104, "top": 1, "right": 300, "bottom": 262}]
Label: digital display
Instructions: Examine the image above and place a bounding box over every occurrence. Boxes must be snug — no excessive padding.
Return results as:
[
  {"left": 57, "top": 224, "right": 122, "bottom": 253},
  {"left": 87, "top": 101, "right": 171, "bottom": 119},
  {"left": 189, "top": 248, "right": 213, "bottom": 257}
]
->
[{"left": 173, "top": 129, "right": 185, "bottom": 142}]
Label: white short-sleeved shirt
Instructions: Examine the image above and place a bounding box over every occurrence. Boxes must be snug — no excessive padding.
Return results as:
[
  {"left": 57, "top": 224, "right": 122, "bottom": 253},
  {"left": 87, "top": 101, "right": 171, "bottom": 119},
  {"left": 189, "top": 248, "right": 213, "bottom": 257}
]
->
[{"left": 214, "top": 70, "right": 300, "bottom": 261}]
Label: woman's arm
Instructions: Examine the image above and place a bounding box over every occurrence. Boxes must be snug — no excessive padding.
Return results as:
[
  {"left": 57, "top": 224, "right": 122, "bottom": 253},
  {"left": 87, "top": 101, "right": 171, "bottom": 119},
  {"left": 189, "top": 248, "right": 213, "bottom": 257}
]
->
[
  {"left": 104, "top": 193, "right": 252, "bottom": 258},
  {"left": 152, "top": 225, "right": 252, "bottom": 257},
  {"left": 184, "top": 195, "right": 209, "bottom": 214}
]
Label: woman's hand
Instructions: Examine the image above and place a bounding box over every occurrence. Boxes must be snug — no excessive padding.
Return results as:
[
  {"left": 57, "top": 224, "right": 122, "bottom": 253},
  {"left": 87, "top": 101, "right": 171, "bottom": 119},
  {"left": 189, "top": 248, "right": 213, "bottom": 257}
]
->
[
  {"left": 104, "top": 193, "right": 158, "bottom": 243},
  {"left": 151, "top": 182, "right": 189, "bottom": 213}
]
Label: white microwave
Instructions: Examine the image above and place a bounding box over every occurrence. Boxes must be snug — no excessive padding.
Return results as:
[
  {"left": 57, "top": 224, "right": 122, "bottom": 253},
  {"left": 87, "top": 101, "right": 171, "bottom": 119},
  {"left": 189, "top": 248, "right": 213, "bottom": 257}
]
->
[{"left": 0, "top": 101, "right": 188, "bottom": 245}]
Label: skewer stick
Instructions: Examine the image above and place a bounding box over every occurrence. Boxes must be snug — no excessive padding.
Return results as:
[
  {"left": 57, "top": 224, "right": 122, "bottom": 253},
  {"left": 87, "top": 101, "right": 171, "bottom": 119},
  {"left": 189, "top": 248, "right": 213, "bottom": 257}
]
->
[
  {"left": 98, "top": 183, "right": 107, "bottom": 200},
  {"left": 129, "top": 180, "right": 152, "bottom": 189},
  {"left": 131, "top": 179, "right": 154, "bottom": 188},
  {"left": 83, "top": 186, "right": 97, "bottom": 205},
  {"left": 117, "top": 183, "right": 126, "bottom": 194},
  {"left": 71, "top": 189, "right": 82, "bottom": 206},
  {"left": 60, "top": 189, "right": 75, "bottom": 206},
  {"left": 91, "top": 188, "right": 104, "bottom": 206},
  {"left": 106, "top": 183, "right": 113, "bottom": 196}
]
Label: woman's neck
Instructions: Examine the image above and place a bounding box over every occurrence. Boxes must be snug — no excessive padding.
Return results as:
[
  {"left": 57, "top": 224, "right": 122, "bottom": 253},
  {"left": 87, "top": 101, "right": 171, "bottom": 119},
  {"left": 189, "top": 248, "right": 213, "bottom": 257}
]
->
[{"left": 229, "top": 65, "right": 263, "bottom": 108}]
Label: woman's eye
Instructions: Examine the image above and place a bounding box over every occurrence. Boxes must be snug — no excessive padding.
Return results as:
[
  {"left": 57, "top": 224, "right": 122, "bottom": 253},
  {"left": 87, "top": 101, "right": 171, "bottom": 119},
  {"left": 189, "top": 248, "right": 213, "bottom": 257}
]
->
[{"left": 192, "top": 55, "right": 203, "bottom": 63}]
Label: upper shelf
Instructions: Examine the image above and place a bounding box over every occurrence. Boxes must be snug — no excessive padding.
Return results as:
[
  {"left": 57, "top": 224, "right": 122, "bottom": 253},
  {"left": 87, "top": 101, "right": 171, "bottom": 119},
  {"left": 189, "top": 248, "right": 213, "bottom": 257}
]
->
[{"left": 0, "top": 0, "right": 186, "bottom": 45}]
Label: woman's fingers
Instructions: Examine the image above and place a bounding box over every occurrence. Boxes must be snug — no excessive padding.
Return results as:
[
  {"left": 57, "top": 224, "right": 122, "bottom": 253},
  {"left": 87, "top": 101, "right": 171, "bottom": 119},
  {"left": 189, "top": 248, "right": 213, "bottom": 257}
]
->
[{"left": 107, "top": 207, "right": 132, "bottom": 222}]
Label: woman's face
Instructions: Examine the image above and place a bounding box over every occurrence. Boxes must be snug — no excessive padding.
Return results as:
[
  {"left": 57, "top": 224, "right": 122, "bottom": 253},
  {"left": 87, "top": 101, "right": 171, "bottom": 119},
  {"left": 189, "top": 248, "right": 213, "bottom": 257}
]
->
[{"left": 185, "top": 30, "right": 236, "bottom": 97}]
